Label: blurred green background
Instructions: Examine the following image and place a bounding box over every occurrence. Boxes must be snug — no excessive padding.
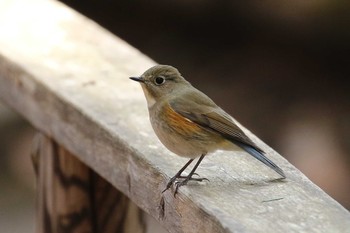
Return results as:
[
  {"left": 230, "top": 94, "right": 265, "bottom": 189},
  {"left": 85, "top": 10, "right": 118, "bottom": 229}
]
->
[{"left": 1, "top": 1, "right": 349, "bottom": 232}]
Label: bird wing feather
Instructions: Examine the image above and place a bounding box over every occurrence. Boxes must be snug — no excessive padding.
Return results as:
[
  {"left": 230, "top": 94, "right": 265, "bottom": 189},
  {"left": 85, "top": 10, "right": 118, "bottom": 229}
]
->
[
  {"left": 169, "top": 90, "right": 263, "bottom": 152},
  {"left": 169, "top": 90, "right": 285, "bottom": 178}
]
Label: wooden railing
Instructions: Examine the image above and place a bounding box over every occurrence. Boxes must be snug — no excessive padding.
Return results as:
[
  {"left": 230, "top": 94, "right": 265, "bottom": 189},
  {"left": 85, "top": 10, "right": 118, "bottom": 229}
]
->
[{"left": 1, "top": 0, "right": 349, "bottom": 232}]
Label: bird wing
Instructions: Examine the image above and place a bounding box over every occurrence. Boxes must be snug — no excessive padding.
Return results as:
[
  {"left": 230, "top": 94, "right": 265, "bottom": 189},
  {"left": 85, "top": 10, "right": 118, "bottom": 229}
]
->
[
  {"left": 169, "top": 90, "right": 286, "bottom": 178},
  {"left": 169, "top": 90, "right": 263, "bottom": 152}
]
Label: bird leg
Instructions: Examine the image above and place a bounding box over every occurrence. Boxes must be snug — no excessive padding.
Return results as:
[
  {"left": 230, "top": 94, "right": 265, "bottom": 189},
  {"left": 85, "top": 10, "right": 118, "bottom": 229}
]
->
[
  {"left": 162, "top": 154, "right": 208, "bottom": 195},
  {"left": 174, "top": 154, "right": 207, "bottom": 195},
  {"left": 162, "top": 158, "right": 194, "bottom": 193}
]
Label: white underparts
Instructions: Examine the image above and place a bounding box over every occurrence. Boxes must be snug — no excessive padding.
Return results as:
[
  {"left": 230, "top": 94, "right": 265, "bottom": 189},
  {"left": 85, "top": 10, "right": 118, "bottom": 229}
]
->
[{"left": 141, "top": 85, "right": 156, "bottom": 107}]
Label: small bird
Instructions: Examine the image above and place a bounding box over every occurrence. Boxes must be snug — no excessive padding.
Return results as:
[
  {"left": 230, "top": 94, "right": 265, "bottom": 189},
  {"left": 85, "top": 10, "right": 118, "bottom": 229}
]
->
[{"left": 130, "top": 65, "right": 285, "bottom": 194}]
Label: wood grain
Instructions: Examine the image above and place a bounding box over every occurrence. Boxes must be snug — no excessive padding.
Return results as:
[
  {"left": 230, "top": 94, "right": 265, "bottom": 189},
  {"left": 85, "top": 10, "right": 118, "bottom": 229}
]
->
[{"left": 32, "top": 133, "right": 144, "bottom": 233}]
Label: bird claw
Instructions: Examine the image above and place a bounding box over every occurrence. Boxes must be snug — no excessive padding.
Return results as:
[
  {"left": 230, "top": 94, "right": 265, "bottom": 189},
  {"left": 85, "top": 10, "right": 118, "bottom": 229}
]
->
[
  {"left": 162, "top": 175, "right": 209, "bottom": 196},
  {"left": 174, "top": 179, "right": 188, "bottom": 195},
  {"left": 162, "top": 176, "right": 177, "bottom": 193},
  {"left": 162, "top": 154, "right": 208, "bottom": 196}
]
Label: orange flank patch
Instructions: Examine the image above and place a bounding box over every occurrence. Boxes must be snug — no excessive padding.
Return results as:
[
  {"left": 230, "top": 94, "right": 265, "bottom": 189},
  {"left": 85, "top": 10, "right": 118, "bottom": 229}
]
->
[{"left": 164, "top": 104, "right": 202, "bottom": 136}]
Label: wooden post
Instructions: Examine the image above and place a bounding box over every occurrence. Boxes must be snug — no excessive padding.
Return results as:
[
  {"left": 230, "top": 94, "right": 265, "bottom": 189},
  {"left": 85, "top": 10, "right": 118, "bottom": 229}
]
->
[{"left": 32, "top": 133, "right": 144, "bottom": 233}]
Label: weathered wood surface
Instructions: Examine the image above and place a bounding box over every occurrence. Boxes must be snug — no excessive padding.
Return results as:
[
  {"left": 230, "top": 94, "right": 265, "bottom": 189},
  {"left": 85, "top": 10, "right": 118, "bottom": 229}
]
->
[
  {"left": 31, "top": 133, "right": 144, "bottom": 233},
  {"left": 0, "top": 0, "right": 349, "bottom": 232}
]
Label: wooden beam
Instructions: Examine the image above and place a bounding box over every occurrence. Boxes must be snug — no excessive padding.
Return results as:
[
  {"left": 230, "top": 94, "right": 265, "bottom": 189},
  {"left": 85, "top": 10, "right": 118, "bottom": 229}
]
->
[{"left": 0, "top": 0, "right": 349, "bottom": 232}]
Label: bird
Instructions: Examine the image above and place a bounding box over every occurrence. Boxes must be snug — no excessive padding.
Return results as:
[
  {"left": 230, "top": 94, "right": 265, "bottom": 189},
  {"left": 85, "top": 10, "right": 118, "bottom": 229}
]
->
[{"left": 130, "top": 65, "right": 286, "bottom": 194}]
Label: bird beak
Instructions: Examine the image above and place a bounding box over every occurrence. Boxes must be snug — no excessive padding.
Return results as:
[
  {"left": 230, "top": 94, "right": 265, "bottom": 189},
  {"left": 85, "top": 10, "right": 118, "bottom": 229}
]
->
[{"left": 129, "top": 77, "right": 145, "bottom": 83}]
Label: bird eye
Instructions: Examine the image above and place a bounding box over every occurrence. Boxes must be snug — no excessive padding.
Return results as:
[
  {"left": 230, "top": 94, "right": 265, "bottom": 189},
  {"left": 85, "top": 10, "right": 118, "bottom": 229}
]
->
[{"left": 154, "top": 76, "right": 165, "bottom": 85}]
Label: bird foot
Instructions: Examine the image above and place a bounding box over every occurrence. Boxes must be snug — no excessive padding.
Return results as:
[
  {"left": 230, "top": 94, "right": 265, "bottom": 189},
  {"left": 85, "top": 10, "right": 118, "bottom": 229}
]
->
[{"left": 162, "top": 174, "right": 209, "bottom": 196}]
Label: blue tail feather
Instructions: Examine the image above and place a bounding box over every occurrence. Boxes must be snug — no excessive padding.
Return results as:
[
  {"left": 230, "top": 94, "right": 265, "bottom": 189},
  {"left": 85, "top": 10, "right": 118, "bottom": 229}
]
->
[{"left": 236, "top": 142, "right": 286, "bottom": 178}]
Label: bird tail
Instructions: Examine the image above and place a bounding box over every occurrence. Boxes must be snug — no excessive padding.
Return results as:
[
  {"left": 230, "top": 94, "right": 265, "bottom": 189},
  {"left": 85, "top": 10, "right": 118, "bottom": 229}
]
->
[{"left": 236, "top": 142, "right": 286, "bottom": 178}]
